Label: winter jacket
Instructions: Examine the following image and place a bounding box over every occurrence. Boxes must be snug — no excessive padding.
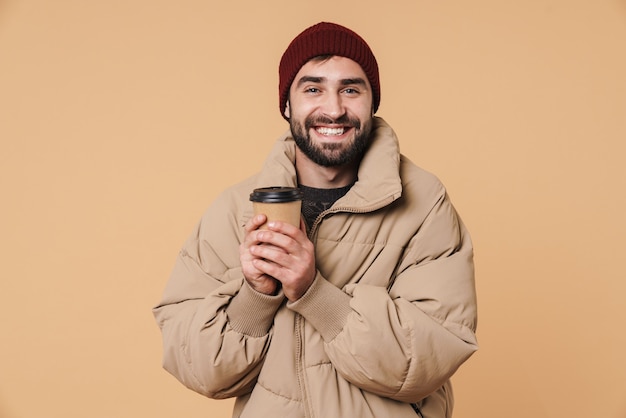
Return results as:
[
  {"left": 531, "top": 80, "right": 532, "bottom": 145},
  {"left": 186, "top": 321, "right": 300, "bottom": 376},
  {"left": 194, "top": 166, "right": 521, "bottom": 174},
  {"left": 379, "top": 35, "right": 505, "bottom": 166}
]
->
[{"left": 153, "top": 117, "right": 478, "bottom": 418}]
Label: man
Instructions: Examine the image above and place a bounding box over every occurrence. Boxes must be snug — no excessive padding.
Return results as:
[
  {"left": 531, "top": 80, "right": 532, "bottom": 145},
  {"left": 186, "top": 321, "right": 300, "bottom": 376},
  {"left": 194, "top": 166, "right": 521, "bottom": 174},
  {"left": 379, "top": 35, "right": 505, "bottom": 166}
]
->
[{"left": 153, "top": 22, "right": 478, "bottom": 418}]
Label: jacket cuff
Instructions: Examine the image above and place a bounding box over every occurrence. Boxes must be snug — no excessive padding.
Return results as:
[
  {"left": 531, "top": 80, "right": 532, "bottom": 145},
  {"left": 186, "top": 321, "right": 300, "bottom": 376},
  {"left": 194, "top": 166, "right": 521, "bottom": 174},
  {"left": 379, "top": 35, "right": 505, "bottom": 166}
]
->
[
  {"left": 287, "top": 275, "right": 352, "bottom": 342},
  {"left": 226, "top": 280, "right": 285, "bottom": 337}
]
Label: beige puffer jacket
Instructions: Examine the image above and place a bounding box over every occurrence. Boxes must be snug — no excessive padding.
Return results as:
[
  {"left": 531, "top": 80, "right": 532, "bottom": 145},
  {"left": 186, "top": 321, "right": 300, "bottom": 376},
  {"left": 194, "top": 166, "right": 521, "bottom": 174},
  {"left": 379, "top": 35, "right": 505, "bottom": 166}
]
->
[{"left": 153, "top": 117, "right": 478, "bottom": 418}]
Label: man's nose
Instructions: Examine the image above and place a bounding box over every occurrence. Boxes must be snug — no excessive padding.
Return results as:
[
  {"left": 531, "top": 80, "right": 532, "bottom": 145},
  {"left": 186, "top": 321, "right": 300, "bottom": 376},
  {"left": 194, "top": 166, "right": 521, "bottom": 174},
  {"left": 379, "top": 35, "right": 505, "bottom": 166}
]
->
[{"left": 321, "top": 93, "right": 346, "bottom": 120}]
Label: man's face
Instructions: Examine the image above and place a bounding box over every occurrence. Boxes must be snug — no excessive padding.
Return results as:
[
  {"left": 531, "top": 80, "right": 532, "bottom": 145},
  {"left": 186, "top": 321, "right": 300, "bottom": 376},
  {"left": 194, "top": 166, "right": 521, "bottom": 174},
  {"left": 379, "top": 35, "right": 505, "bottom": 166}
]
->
[{"left": 286, "top": 56, "right": 374, "bottom": 167}]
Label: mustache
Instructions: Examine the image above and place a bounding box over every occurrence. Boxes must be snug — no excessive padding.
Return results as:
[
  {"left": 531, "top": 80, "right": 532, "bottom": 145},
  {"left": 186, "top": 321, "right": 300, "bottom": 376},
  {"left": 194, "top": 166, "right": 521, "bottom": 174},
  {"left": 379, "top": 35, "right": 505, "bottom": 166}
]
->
[{"left": 305, "top": 114, "right": 361, "bottom": 129}]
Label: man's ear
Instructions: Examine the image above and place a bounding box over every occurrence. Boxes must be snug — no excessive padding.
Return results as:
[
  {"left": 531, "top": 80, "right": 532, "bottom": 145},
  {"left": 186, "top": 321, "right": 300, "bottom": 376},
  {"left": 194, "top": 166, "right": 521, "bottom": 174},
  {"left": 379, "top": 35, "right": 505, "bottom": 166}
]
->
[{"left": 284, "top": 101, "right": 290, "bottom": 119}]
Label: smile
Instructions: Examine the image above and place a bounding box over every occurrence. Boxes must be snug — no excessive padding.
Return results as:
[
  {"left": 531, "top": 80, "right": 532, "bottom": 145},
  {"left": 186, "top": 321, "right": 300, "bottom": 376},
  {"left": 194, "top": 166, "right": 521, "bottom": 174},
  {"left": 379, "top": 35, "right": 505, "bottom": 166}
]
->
[{"left": 315, "top": 127, "right": 346, "bottom": 136}]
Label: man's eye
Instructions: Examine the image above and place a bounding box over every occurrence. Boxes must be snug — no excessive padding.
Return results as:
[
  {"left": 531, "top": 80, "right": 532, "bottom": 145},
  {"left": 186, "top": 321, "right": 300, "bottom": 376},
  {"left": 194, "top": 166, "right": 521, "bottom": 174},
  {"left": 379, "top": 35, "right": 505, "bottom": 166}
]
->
[
  {"left": 343, "top": 88, "right": 359, "bottom": 94},
  {"left": 305, "top": 87, "right": 320, "bottom": 93}
]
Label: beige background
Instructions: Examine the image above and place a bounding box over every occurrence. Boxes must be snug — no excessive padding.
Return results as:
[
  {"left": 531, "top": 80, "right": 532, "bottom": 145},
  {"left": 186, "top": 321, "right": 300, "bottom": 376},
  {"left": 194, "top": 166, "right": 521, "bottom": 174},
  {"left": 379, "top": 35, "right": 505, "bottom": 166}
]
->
[{"left": 1, "top": 1, "right": 625, "bottom": 417}]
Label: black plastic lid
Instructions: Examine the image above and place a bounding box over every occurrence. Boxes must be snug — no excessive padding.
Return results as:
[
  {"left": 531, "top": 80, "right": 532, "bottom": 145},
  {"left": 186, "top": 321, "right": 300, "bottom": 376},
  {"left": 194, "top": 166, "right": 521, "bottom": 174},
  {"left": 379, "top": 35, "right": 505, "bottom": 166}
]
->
[{"left": 250, "top": 187, "right": 303, "bottom": 203}]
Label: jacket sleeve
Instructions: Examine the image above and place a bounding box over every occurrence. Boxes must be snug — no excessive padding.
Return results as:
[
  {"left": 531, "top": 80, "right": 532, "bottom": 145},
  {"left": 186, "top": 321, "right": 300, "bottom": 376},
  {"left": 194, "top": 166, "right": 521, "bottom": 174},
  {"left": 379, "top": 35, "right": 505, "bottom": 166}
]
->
[
  {"left": 288, "top": 189, "right": 478, "bottom": 403},
  {"left": 152, "top": 194, "right": 284, "bottom": 399}
]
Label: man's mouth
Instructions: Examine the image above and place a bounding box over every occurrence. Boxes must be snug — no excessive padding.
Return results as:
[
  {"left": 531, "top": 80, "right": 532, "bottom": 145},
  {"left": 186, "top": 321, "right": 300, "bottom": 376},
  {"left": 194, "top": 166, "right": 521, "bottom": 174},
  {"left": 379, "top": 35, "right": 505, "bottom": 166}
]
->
[{"left": 315, "top": 126, "right": 347, "bottom": 136}]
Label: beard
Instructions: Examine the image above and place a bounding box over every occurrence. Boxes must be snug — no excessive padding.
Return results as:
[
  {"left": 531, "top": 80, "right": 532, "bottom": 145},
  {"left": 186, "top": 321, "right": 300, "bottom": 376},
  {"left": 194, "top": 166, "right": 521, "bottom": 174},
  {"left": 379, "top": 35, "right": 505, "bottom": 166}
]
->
[{"left": 290, "top": 114, "right": 373, "bottom": 167}]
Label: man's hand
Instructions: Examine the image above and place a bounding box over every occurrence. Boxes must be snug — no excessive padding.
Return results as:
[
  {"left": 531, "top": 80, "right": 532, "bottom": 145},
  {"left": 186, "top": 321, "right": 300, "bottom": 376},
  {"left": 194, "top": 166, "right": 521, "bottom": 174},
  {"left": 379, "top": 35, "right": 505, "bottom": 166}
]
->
[
  {"left": 240, "top": 214, "right": 281, "bottom": 296},
  {"left": 242, "top": 216, "right": 316, "bottom": 301}
]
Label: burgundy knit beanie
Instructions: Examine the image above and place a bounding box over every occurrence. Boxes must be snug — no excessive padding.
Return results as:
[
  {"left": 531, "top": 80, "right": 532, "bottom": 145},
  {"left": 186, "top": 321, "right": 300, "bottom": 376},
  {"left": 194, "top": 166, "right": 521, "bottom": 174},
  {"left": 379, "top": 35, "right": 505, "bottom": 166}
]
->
[{"left": 279, "top": 22, "right": 380, "bottom": 120}]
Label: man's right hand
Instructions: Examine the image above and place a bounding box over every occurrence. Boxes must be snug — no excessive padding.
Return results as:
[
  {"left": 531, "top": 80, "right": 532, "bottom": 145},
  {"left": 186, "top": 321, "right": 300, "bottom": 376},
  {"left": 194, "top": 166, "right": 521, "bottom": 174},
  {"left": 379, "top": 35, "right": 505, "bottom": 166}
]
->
[{"left": 240, "top": 214, "right": 281, "bottom": 296}]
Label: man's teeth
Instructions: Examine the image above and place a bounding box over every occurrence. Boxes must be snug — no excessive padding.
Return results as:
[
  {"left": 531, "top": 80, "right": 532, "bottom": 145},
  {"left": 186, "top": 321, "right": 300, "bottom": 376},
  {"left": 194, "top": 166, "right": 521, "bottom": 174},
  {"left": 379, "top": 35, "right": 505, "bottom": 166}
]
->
[{"left": 316, "top": 127, "right": 345, "bottom": 136}]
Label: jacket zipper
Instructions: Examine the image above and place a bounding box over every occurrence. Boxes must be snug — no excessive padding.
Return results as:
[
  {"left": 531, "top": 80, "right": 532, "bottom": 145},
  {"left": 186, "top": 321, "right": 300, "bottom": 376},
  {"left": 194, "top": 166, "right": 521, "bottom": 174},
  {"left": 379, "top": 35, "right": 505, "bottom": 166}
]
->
[
  {"left": 295, "top": 314, "right": 314, "bottom": 418},
  {"left": 411, "top": 403, "right": 425, "bottom": 417}
]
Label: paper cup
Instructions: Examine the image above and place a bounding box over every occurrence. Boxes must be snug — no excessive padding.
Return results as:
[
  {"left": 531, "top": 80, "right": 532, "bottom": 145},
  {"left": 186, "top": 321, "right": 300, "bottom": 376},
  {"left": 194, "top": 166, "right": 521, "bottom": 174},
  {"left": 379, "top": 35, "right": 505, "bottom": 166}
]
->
[{"left": 250, "top": 187, "right": 303, "bottom": 229}]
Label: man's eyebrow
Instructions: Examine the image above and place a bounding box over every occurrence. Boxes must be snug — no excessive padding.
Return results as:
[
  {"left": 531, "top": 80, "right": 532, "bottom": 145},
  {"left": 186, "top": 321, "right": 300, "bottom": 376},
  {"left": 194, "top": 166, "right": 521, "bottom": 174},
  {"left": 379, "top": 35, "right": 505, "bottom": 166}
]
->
[
  {"left": 341, "top": 78, "right": 367, "bottom": 86},
  {"left": 295, "top": 76, "right": 368, "bottom": 87},
  {"left": 296, "top": 76, "right": 325, "bottom": 87}
]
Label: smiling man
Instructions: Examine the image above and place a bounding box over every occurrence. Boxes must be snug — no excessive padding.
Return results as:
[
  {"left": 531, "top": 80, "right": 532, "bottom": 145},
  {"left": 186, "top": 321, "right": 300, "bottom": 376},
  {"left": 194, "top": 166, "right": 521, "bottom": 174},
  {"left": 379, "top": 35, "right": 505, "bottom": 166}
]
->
[{"left": 153, "top": 22, "right": 478, "bottom": 418}]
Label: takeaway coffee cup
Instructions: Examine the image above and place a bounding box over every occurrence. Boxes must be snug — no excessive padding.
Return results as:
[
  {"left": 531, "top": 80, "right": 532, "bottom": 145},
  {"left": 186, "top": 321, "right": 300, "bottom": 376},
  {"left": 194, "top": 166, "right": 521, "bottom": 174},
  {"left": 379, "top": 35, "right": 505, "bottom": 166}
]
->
[{"left": 250, "top": 187, "right": 304, "bottom": 229}]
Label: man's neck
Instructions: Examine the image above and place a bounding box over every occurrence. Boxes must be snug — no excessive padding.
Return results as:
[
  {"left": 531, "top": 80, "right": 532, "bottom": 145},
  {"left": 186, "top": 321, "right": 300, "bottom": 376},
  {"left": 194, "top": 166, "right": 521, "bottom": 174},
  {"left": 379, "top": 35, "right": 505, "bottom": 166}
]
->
[{"left": 295, "top": 148, "right": 358, "bottom": 188}]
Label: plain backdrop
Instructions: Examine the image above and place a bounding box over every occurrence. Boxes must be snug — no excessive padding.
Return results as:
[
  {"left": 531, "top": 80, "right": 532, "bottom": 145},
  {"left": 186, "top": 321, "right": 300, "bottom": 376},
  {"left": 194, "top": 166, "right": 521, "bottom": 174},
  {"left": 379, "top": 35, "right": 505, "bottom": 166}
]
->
[{"left": 1, "top": 1, "right": 625, "bottom": 417}]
